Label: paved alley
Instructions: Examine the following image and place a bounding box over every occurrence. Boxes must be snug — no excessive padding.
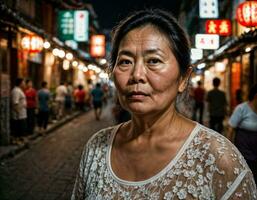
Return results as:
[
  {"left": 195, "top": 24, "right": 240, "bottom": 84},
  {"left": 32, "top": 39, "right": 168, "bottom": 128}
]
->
[{"left": 0, "top": 103, "right": 116, "bottom": 200}]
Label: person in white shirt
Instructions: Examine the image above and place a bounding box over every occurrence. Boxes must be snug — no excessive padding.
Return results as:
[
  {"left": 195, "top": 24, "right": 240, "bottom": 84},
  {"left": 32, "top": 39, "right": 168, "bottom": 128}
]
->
[
  {"left": 55, "top": 82, "right": 67, "bottom": 119},
  {"left": 11, "top": 78, "right": 27, "bottom": 138}
]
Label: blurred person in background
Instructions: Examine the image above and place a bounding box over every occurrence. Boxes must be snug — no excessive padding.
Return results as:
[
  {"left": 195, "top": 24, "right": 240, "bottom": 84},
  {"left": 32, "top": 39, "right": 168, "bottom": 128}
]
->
[
  {"left": 37, "top": 81, "right": 50, "bottom": 132},
  {"left": 72, "top": 9, "right": 256, "bottom": 199},
  {"left": 24, "top": 79, "right": 37, "bottom": 135},
  {"left": 91, "top": 83, "right": 104, "bottom": 120},
  {"left": 112, "top": 94, "right": 131, "bottom": 124},
  {"left": 228, "top": 84, "right": 257, "bottom": 183},
  {"left": 207, "top": 77, "right": 227, "bottom": 133},
  {"left": 65, "top": 81, "right": 73, "bottom": 115},
  {"left": 236, "top": 88, "right": 243, "bottom": 106},
  {"left": 102, "top": 83, "right": 109, "bottom": 105},
  {"left": 192, "top": 80, "right": 205, "bottom": 124},
  {"left": 74, "top": 84, "right": 86, "bottom": 111},
  {"left": 11, "top": 78, "right": 27, "bottom": 140},
  {"left": 55, "top": 82, "right": 67, "bottom": 119}
]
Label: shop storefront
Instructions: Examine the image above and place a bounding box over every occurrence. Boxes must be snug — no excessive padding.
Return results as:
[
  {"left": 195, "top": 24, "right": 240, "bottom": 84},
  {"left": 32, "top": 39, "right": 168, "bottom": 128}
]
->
[
  {"left": 0, "top": 23, "right": 16, "bottom": 145},
  {"left": 195, "top": 28, "right": 257, "bottom": 112}
]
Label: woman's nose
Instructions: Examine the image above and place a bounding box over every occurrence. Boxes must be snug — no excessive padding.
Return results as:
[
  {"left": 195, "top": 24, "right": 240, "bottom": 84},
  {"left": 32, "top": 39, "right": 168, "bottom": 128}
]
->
[{"left": 129, "top": 61, "right": 147, "bottom": 83}]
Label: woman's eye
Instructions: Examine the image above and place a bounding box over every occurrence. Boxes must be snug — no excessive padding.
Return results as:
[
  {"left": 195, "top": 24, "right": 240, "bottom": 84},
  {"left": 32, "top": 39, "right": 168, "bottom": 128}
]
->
[
  {"left": 148, "top": 58, "right": 161, "bottom": 64},
  {"left": 118, "top": 59, "right": 132, "bottom": 65}
]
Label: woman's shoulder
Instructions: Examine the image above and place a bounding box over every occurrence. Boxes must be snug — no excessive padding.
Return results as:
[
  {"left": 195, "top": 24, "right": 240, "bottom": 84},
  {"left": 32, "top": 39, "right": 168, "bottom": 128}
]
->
[
  {"left": 196, "top": 124, "right": 249, "bottom": 169},
  {"left": 86, "top": 124, "right": 121, "bottom": 149},
  {"left": 197, "top": 124, "right": 237, "bottom": 147}
]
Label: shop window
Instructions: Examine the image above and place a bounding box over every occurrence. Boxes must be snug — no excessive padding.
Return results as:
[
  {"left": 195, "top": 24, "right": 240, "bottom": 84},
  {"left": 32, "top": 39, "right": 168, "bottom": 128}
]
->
[
  {"left": 231, "top": 62, "right": 241, "bottom": 109},
  {"left": 0, "top": 38, "right": 8, "bottom": 73}
]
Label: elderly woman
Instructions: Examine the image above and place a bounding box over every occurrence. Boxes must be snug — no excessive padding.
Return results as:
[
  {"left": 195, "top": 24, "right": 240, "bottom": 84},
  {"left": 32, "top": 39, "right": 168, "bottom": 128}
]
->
[{"left": 72, "top": 9, "right": 256, "bottom": 199}]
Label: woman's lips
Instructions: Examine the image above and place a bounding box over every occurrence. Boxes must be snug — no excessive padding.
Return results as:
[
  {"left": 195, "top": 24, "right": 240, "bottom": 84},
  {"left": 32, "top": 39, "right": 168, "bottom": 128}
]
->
[{"left": 126, "top": 91, "right": 149, "bottom": 100}]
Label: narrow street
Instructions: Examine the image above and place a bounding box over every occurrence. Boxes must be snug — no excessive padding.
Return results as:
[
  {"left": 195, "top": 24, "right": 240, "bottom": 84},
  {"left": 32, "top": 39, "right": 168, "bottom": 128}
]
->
[{"left": 0, "top": 103, "right": 116, "bottom": 200}]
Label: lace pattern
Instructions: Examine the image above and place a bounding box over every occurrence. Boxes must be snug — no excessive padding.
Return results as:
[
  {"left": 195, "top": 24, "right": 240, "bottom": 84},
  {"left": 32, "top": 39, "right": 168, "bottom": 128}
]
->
[{"left": 71, "top": 124, "right": 257, "bottom": 200}]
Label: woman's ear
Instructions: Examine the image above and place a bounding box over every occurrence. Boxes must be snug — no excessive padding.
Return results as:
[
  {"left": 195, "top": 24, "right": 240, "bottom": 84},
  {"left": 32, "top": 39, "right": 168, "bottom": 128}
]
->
[{"left": 178, "top": 67, "right": 193, "bottom": 93}]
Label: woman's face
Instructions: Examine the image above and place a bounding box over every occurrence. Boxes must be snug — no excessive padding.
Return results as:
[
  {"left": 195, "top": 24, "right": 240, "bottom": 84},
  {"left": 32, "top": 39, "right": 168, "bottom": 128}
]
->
[{"left": 113, "top": 25, "right": 187, "bottom": 116}]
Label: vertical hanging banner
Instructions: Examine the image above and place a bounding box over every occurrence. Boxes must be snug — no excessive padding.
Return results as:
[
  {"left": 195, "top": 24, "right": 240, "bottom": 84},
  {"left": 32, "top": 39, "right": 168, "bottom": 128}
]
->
[
  {"left": 58, "top": 11, "right": 74, "bottom": 41},
  {"left": 74, "top": 10, "right": 89, "bottom": 42},
  {"left": 199, "top": 0, "right": 219, "bottom": 18}
]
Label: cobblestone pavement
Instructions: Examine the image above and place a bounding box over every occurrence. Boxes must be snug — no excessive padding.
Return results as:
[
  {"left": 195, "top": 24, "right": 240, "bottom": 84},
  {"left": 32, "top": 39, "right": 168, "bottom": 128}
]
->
[{"left": 0, "top": 102, "right": 116, "bottom": 200}]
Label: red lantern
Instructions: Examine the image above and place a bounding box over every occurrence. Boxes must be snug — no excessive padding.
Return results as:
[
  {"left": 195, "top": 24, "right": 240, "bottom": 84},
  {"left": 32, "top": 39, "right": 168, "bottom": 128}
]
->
[
  {"left": 236, "top": 1, "right": 257, "bottom": 27},
  {"left": 90, "top": 35, "right": 105, "bottom": 57},
  {"left": 21, "top": 35, "right": 44, "bottom": 53}
]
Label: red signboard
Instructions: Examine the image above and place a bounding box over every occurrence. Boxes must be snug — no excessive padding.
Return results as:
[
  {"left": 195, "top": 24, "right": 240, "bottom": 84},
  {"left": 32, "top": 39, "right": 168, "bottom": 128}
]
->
[
  {"left": 205, "top": 20, "right": 232, "bottom": 36},
  {"left": 236, "top": 1, "right": 257, "bottom": 27}
]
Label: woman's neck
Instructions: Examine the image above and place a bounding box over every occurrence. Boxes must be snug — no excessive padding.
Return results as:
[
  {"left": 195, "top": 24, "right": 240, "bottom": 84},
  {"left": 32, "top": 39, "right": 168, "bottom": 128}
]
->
[{"left": 128, "top": 107, "right": 181, "bottom": 140}]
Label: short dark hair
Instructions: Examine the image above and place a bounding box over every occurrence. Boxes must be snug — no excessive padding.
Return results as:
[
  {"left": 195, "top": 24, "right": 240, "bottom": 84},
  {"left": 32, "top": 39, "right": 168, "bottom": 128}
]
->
[
  {"left": 41, "top": 81, "right": 47, "bottom": 87},
  {"left": 96, "top": 83, "right": 101, "bottom": 87},
  {"left": 110, "top": 9, "right": 190, "bottom": 77},
  {"left": 26, "top": 79, "right": 31, "bottom": 84},
  {"left": 213, "top": 77, "right": 221, "bottom": 87},
  {"left": 78, "top": 85, "right": 83, "bottom": 90},
  {"left": 15, "top": 78, "right": 24, "bottom": 86},
  {"left": 248, "top": 84, "right": 257, "bottom": 101},
  {"left": 197, "top": 81, "right": 202, "bottom": 86}
]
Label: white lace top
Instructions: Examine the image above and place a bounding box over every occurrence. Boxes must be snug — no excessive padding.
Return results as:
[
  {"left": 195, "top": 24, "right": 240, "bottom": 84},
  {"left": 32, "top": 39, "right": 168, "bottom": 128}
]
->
[{"left": 71, "top": 123, "right": 257, "bottom": 200}]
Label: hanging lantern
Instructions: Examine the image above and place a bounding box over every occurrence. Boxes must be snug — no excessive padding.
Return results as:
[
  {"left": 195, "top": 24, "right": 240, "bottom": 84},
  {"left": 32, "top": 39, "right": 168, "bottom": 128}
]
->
[
  {"left": 90, "top": 35, "right": 105, "bottom": 57},
  {"left": 21, "top": 35, "right": 44, "bottom": 53},
  {"left": 236, "top": 1, "right": 257, "bottom": 27}
]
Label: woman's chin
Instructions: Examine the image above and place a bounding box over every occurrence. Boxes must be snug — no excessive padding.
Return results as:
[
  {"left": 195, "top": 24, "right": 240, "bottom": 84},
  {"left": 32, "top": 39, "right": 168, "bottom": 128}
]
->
[{"left": 126, "top": 106, "right": 152, "bottom": 116}]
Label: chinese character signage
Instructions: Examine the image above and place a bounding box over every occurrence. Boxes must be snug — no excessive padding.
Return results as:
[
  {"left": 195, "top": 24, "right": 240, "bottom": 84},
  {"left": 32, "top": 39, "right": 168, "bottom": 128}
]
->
[
  {"left": 206, "top": 20, "right": 231, "bottom": 36},
  {"left": 74, "top": 10, "right": 89, "bottom": 41},
  {"left": 58, "top": 10, "right": 89, "bottom": 42},
  {"left": 199, "top": 0, "right": 219, "bottom": 18},
  {"left": 58, "top": 11, "right": 74, "bottom": 41},
  {"left": 195, "top": 34, "right": 219, "bottom": 50},
  {"left": 90, "top": 35, "right": 105, "bottom": 57}
]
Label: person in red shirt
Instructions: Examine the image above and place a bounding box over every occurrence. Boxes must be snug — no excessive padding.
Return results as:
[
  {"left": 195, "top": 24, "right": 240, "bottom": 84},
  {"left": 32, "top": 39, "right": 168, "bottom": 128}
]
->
[
  {"left": 25, "top": 79, "right": 37, "bottom": 134},
  {"left": 74, "top": 85, "right": 86, "bottom": 111},
  {"left": 192, "top": 81, "right": 205, "bottom": 124}
]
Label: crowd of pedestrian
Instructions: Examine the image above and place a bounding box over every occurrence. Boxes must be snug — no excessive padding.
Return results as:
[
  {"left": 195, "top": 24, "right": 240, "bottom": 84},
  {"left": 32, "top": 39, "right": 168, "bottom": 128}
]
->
[{"left": 10, "top": 78, "right": 110, "bottom": 143}]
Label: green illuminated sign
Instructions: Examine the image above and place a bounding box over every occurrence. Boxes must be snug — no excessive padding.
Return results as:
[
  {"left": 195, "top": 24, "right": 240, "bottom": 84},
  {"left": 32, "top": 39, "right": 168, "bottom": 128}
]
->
[
  {"left": 58, "top": 11, "right": 74, "bottom": 40},
  {"left": 58, "top": 10, "right": 89, "bottom": 42}
]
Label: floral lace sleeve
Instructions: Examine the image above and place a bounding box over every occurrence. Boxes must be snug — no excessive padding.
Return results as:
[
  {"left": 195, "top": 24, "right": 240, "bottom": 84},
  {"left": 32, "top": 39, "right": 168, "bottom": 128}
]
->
[
  {"left": 209, "top": 134, "right": 257, "bottom": 199},
  {"left": 71, "top": 127, "right": 113, "bottom": 200},
  {"left": 71, "top": 129, "right": 103, "bottom": 200}
]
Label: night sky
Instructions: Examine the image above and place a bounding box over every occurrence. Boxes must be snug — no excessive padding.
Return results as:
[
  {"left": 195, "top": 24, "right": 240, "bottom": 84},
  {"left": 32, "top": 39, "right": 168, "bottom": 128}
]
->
[{"left": 87, "top": 0, "right": 181, "bottom": 30}]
